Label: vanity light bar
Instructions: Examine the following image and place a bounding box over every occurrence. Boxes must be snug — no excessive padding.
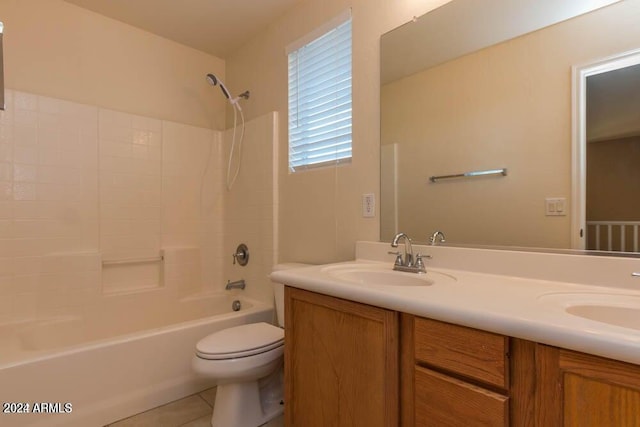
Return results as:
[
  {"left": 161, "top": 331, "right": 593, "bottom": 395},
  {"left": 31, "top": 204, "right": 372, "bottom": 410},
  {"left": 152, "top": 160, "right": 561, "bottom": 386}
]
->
[{"left": 429, "top": 168, "right": 507, "bottom": 183}]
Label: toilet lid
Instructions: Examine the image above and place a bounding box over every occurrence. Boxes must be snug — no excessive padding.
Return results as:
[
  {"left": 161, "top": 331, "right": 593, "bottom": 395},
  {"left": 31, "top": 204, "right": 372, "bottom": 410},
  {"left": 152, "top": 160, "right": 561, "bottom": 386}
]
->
[{"left": 196, "top": 322, "right": 284, "bottom": 360}]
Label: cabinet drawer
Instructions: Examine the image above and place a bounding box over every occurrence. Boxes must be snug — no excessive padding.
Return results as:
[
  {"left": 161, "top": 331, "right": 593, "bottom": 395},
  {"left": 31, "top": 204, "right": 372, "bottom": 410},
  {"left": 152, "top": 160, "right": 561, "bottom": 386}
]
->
[
  {"left": 414, "top": 317, "right": 508, "bottom": 389},
  {"left": 415, "top": 366, "right": 509, "bottom": 427}
]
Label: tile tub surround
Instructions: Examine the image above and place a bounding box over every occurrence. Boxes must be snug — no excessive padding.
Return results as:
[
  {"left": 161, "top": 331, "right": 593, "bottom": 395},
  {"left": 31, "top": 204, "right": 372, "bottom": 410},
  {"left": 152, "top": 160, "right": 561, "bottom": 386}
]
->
[
  {"left": 271, "top": 241, "right": 640, "bottom": 366},
  {"left": 0, "top": 90, "right": 278, "bottom": 321},
  {"left": 0, "top": 89, "right": 227, "bottom": 325},
  {"left": 0, "top": 90, "right": 280, "bottom": 426}
]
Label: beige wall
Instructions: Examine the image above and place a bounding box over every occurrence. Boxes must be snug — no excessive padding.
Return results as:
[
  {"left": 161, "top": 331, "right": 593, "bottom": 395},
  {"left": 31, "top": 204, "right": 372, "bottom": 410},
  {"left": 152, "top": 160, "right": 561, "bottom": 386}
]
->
[
  {"left": 380, "top": 0, "right": 640, "bottom": 249},
  {"left": 0, "top": 0, "right": 464, "bottom": 268},
  {"left": 10, "top": 0, "right": 636, "bottom": 271},
  {"left": 0, "top": 0, "right": 226, "bottom": 130},
  {"left": 225, "top": 0, "right": 453, "bottom": 264}
]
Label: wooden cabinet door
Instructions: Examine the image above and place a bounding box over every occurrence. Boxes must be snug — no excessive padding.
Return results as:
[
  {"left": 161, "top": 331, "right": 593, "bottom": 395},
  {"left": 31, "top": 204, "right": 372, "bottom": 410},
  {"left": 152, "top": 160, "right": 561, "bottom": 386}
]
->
[
  {"left": 284, "top": 287, "right": 399, "bottom": 427},
  {"left": 537, "top": 345, "right": 640, "bottom": 427},
  {"left": 402, "top": 314, "right": 512, "bottom": 427},
  {"left": 414, "top": 317, "right": 509, "bottom": 389},
  {"left": 414, "top": 366, "right": 508, "bottom": 427}
]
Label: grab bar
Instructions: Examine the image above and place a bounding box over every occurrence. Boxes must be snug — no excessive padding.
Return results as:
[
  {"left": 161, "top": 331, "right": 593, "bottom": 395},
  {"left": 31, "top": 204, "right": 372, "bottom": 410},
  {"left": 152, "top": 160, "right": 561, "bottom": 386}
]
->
[
  {"left": 102, "top": 256, "right": 164, "bottom": 266},
  {"left": 429, "top": 168, "right": 507, "bottom": 183}
]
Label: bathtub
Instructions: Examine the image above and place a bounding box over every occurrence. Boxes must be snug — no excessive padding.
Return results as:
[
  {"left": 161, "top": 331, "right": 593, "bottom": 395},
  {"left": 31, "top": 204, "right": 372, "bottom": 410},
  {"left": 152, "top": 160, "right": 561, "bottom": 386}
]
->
[{"left": 0, "top": 292, "right": 273, "bottom": 427}]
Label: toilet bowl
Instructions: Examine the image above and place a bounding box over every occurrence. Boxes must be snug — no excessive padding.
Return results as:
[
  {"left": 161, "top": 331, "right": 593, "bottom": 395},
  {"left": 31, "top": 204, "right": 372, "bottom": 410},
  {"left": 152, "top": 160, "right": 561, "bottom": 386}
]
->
[
  {"left": 192, "top": 263, "right": 308, "bottom": 427},
  {"left": 192, "top": 322, "right": 284, "bottom": 427}
]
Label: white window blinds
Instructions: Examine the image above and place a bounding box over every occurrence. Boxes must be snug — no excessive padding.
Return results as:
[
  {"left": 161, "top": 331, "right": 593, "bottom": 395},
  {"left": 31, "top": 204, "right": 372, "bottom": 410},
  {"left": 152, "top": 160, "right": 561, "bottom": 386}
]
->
[{"left": 287, "top": 14, "right": 352, "bottom": 172}]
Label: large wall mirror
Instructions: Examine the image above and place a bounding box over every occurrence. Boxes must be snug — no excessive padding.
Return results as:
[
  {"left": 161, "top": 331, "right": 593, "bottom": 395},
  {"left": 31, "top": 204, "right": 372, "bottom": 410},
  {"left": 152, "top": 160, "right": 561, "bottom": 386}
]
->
[{"left": 380, "top": 0, "right": 640, "bottom": 254}]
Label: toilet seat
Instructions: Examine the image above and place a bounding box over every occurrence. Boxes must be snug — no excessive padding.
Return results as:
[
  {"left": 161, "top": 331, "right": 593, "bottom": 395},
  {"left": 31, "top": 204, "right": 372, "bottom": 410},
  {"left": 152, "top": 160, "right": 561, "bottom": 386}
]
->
[{"left": 196, "top": 322, "right": 284, "bottom": 360}]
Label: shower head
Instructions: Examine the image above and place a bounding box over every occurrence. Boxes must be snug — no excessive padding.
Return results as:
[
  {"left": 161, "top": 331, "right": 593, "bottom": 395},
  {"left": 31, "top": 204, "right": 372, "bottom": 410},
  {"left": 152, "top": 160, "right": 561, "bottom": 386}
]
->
[
  {"left": 205, "top": 73, "right": 231, "bottom": 100},
  {"left": 206, "top": 74, "right": 247, "bottom": 191},
  {"left": 206, "top": 73, "right": 218, "bottom": 86}
]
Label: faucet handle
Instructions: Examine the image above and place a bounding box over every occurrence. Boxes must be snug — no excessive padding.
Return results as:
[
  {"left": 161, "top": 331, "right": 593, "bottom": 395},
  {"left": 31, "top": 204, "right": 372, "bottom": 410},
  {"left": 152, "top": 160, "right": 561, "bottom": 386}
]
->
[
  {"left": 232, "top": 243, "right": 249, "bottom": 266},
  {"left": 387, "top": 251, "right": 403, "bottom": 266},
  {"left": 414, "top": 253, "right": 431, "bottom": 273}
]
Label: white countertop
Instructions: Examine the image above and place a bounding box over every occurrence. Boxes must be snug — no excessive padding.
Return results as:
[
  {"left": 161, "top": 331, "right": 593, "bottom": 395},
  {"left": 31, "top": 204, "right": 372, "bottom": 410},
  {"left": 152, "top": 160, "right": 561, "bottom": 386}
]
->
[{"left": 271, "top": 257, "right": 640, "bottom": 366}]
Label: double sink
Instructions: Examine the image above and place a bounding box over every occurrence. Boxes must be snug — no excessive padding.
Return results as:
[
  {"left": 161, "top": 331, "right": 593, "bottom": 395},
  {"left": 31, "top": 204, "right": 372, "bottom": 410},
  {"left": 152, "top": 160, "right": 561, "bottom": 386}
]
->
[{"left": 320, "top": 261, "right": 640, "bottom": 332}]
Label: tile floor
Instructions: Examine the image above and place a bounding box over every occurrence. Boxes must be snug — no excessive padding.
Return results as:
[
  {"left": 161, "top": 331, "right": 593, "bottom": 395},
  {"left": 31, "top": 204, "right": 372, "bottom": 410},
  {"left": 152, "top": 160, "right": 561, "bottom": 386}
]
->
[{"left": 106, "top": 387, "right": 284, "bottom": 427}]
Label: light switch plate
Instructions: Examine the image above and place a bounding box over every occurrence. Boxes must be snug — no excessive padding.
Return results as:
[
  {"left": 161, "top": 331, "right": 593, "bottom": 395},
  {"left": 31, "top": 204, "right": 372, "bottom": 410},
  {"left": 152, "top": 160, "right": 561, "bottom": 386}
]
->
[{"left": 545, "top": 198, "right": 567, "bottom": 216}]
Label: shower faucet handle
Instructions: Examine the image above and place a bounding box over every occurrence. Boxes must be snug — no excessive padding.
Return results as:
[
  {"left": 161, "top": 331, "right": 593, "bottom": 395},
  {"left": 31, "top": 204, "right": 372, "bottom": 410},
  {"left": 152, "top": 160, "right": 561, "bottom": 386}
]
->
[{"left": 232, "top": 243, "right": 249, "bottom": 266}]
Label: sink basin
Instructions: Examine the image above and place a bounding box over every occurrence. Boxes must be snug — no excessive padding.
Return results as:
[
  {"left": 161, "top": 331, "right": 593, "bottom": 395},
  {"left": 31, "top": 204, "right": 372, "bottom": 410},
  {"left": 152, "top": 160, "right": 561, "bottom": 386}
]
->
[
  {"left": 566, "top": 305, "right": 640, "bottom": 330},
  {"left": 539, "top": 292, "right": 640, "bottom": 331},
  {"left": 321, "top": 263, "right": 456, "bottom": 287}
]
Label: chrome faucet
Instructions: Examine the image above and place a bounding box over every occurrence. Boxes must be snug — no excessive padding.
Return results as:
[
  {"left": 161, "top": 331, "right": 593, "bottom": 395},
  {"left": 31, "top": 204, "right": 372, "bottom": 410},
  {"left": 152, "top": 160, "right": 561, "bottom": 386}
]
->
[
  {"left": 390, "top": 232, "right": 429, "bottom": 273},
  {"left": 391, "top": 232, "right": 413, "bottom": 266},
  {"left": 225, "top": 279, "right": 246, "bottom": 290},
  {"left": 429, "top": 231, "right": 446, "bottom": 246}
]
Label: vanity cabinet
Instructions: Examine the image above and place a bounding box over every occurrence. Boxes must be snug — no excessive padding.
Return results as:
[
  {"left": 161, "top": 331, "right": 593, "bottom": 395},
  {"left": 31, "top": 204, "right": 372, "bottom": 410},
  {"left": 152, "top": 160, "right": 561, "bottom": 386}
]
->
[
  {"left": 285, "top": 287, "right": 640, "bottom": 427},
  {"left": 537, "top": 345, "right": 640, "bottom": 427},
  {"left": 404, "top": 316, "right": 640, "bottom": 427},
  {"left": 284, "top": 287, "right": 399, "bottom": 426}
]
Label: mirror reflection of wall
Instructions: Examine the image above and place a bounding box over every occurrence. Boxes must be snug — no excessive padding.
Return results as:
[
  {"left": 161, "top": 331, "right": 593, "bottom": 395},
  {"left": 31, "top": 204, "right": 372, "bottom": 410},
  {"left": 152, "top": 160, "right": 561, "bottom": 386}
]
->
[
  {"left": 586, "top": 63, "right": 640, "bottom": 252},
  {"left": 380, "top": 0, "right": 640, "bottom": 250}
]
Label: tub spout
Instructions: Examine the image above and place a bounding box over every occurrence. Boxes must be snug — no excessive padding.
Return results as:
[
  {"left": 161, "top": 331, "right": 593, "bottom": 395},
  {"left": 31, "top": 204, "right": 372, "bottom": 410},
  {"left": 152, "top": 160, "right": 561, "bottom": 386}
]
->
[{"left": 226, "top": 279, "right": 246, "bottom": 290}]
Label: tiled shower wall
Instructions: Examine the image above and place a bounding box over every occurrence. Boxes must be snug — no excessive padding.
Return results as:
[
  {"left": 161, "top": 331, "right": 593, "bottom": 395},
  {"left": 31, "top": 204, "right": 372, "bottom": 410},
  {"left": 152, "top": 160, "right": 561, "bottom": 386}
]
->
[
  {"left": 0, "top": 90, "right": 227, "bottom": 324},
  {"left": 223, "top": 112, "right": 278, "bottom": 305}
]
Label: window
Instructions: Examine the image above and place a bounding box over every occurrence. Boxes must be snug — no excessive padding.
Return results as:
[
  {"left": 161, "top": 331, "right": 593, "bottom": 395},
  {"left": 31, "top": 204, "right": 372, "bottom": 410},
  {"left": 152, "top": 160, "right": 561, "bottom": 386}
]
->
[{"left": 287, "top": 12, "right": 352, "bottom": 172}]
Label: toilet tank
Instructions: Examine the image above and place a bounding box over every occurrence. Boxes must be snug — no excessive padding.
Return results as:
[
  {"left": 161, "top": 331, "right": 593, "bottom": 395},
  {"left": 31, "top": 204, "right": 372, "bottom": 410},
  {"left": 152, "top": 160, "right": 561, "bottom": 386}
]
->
[{"left": 272, "top": 263, "right": 309, "bottom": 328}]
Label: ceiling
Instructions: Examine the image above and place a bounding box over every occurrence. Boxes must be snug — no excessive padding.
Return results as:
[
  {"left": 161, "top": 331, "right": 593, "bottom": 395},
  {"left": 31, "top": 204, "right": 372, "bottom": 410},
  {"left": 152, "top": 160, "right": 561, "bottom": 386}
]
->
[{"left": 64, "top": 0, "right": 305, "bottom": 58}]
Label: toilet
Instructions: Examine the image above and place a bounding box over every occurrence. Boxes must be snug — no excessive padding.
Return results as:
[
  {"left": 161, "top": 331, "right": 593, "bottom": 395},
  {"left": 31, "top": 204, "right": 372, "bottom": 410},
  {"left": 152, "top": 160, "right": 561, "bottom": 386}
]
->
[{"left": 192, "top": 263, "right": 305, "bottom": 427}]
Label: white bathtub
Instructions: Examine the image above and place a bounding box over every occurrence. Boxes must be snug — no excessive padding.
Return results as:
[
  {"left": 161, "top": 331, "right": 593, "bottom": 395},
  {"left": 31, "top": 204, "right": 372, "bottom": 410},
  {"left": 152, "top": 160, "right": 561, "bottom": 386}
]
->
[{"left": 0, "top": 292, "right": 273, "bottom": 427}]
